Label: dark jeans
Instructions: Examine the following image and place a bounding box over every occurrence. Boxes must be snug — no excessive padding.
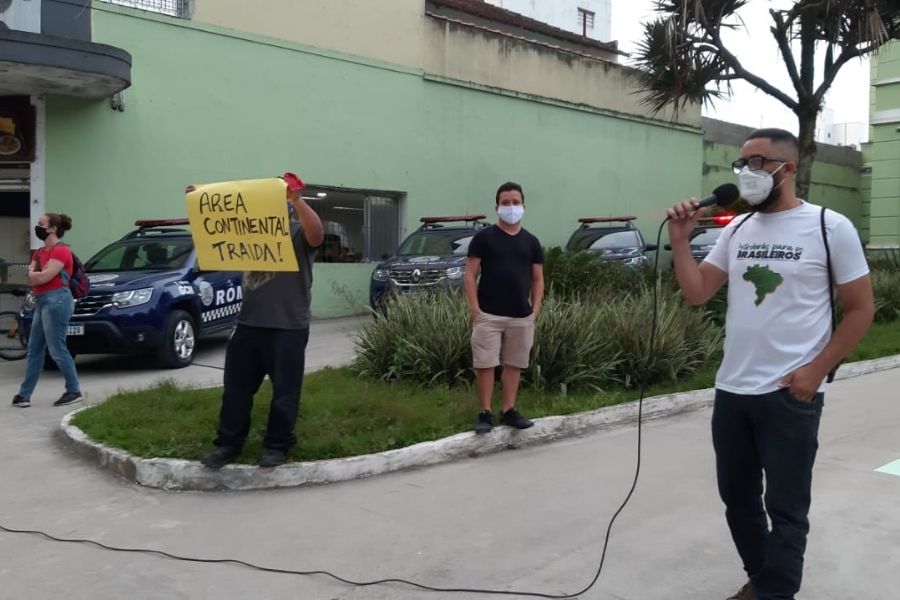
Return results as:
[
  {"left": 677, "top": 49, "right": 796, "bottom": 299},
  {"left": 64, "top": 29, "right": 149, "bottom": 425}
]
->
[
  {"left": 214, "top": 324, "right": 310, "bottom": 452},
  {"left": 712, "top": 388, "right": 823, "bottom": 600}
]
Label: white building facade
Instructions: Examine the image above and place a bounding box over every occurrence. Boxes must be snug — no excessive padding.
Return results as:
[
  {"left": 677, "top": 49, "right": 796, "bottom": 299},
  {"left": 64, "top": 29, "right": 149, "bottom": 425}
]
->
[{"left": 484, "top": 0, "right": 612, "bottom": 42}]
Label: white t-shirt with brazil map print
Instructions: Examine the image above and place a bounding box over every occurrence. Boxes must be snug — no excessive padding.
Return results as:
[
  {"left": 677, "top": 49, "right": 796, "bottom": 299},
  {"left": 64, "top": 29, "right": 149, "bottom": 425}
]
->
[{"left": 704, "top": 201, "right": 869, "bottom": 395}]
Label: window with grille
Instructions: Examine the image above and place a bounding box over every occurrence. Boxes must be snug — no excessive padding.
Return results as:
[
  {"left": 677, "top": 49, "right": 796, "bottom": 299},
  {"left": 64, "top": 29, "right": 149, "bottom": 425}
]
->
[
  {"left": 98, "top": 0, "right": 193, "bottom": 19},
  {"left": 577, "top": 8, "right": 595, "bottom": 36},
  {"left": 303, "top": 188, "right": 402, "bottom": 263}
]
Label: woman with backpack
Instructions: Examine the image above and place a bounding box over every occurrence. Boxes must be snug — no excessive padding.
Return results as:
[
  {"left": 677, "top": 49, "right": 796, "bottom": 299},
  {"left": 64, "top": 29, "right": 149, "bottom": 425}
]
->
[{"left": 11, "top": 213, "right": 82, "bottom": 408}]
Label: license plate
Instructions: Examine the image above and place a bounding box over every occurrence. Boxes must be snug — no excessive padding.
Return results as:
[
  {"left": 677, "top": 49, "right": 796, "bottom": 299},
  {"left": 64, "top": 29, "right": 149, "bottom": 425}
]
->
[{"left": 66, "top": 324, "right": 84, "bottom": 336}]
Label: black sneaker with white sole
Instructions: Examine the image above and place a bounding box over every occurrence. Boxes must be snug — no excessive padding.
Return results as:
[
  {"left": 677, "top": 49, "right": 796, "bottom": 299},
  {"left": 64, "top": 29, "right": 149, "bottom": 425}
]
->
[
  {"left": 11, "top": 395, "right": 30, "bottom": 408},
  {"left": 53, "top": 392, "right": 83, "bottom": 407}
]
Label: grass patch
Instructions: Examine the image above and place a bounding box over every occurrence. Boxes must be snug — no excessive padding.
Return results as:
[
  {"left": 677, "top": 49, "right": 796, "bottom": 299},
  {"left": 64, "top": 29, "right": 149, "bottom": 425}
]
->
[
  {"left": 846, "top": 319, "right": 900, "bottom": 362},
  {"left": 72, "top": 322, "right": 900, "bottom": 464}
]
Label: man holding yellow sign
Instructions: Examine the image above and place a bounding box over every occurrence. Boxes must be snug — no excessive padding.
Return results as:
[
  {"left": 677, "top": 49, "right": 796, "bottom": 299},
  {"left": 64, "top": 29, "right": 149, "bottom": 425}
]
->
[{"left": 187, "top": 173, "right": 324, "bottom": 469}]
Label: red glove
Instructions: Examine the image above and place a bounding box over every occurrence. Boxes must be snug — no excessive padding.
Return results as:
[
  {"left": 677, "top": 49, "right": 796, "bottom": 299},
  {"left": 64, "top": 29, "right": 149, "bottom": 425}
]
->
[{"left": 282, "top": 172, "right": 305, "bottom": 192}]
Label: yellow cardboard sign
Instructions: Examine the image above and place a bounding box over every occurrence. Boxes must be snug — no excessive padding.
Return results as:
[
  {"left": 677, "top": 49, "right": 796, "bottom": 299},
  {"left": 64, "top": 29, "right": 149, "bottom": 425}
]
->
[{"left": 186, "top": 178, "right": 299, "bottom": 272}]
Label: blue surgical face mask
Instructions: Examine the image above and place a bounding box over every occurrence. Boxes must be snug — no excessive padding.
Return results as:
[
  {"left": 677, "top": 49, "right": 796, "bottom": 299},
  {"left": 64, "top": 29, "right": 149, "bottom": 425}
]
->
[{"left": 497, "top": 205, "right": 525, "bottom": 225}]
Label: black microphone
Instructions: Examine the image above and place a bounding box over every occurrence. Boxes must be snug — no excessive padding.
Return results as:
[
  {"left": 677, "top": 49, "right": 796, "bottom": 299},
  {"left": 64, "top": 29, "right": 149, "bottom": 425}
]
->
[{"left": 695, "top": 183, "right": 740, "bottom": 209}]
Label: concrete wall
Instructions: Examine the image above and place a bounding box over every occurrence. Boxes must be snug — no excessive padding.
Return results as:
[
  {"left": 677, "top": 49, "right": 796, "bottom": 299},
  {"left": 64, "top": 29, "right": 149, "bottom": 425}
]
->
[
  {"left": 192, "top": 0, "right": 425, "bottom": 73},
  {"left": 192, "top": 0, "right": 692, "bottom": 126},
  {"left": 702, "top": 118, "right": 865, "bottom": 234},
  {"left": 867, "top": 41, "right": 900, "bottom": 248},
  {"left": 42, "top": 4, "right": 702, "bottom": 318}
]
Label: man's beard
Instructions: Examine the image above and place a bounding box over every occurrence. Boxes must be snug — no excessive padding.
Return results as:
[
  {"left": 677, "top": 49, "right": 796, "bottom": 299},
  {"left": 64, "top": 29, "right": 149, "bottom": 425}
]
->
[{"left": 755, "top": 177, "right": 783, "bottom": 212}]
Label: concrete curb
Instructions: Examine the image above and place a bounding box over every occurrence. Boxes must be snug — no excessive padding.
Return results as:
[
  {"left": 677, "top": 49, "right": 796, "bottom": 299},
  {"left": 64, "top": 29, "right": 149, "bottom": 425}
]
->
[{"left": 59, "top": 355, "right": 900, "bottom": 492}]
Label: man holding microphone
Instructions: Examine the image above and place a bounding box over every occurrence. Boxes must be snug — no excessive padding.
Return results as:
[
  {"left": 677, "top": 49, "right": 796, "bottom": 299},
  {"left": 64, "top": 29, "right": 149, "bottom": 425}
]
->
[{"left": 667, "top": 129, "right": 873, "bottom": 600}]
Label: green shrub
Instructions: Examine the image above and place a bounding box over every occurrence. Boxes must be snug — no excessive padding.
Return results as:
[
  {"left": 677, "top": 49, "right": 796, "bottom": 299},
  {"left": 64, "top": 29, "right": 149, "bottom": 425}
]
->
[
  {"left": 867, "top": 248, "right": 900, "bottom": 272},
  {"left": 603, "top": 292, "right": 723, "bottom": 387},
  {"left": 525, "top": 296, "right": 622, "bottom": 393},
  {"left": 542, "top": 246, "right": 645, "bottom": 300},
  {"left": 354, "top": 288, "right": 722, "bottom": 392},
  {"left": 872, "top": 269, "right": 900, "bottom": 323},
  {"left": 354, "top": 291, "right": 472, "bottom": 387}
]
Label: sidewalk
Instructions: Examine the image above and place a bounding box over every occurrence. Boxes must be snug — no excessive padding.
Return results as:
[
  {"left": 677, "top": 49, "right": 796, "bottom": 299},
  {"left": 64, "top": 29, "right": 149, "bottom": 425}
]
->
[{"left": 1, "top": 316, "right": 898, "bottom": 599}]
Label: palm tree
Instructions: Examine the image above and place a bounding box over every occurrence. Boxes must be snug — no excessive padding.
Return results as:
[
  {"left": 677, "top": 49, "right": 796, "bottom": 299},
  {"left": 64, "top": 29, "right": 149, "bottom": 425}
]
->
[{"left": 634, "top": 0, "right": 900, "bottom": 198}]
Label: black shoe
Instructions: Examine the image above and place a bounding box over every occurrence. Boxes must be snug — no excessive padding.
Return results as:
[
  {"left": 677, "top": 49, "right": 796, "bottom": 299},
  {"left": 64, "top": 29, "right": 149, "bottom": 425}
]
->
[
  {"left": 500, "top": 407, "right": 533, "bottom": 430},
  {"left": 11, "top": 395, "right": 30, "bottom": 408},
  {"left": 726, "top": 579, "right": 755, "bottom": 600},
  {"left": 53, "top": 392, "right": 83, "bottom": 407},
  {"left": 475, "top": 410, "right": 494, "bottom": 434},
  {"left": 201, "top": 446, "right": 241, "bottom": 470},
  {"left": 259, "top": 448, "right": 287, "bottom": 468}
]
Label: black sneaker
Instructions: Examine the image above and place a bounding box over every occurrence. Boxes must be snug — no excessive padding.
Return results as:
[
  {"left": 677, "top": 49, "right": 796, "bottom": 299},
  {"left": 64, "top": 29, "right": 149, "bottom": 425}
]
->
[
  {"left": 11, "top": 395, "right": 30, "bottom": 408},
  {"left": 201, "top": 446, "right": 241, "bottom": 470},
  {"left": 259, "top": 448, "right": 287, "bottom": 468},
  {"left": 475, "top": 410, "right": 494, "bottom": 434},
  {"left": 53, "top": 392, "right": 83, "bottom": 407},
  {"left": 500, "top": 407, "right": 533, "bottom": 430},
  {"left": 726, "top": 580, "right": 755, "bottom": 600}
]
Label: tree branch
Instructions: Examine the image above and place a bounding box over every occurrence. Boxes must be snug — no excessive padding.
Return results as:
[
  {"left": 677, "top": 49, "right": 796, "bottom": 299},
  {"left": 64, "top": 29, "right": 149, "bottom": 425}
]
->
[
  {"left": 770, "top": 9, "right": 805, "bottom": 100},
  {"left": 710, "top": 29, "right": 799, "bottom": 110},
  {"left": 814, "top": 43, "right": 878, "bottom": 102}
]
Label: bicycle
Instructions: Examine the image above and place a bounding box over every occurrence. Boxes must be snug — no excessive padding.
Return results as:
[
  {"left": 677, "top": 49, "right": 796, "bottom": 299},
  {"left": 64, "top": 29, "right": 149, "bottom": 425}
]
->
[{"left": 0, "top": 287, "right": 29, "bottom": 361}]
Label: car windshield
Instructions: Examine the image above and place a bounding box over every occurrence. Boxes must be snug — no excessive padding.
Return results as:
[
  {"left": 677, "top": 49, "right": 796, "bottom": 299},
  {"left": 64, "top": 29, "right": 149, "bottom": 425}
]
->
[
  {"left": 690, "top": 228, "right": 724, "bottom": 247},
  {"left": 86, "top": 238, "right": 194, "bottom": 272},
  {"left": 568, "top": 229, "right": 642, "bottom": 252},
  {"left": 398, "top": 230, "right": 474, "bottom": 256}
]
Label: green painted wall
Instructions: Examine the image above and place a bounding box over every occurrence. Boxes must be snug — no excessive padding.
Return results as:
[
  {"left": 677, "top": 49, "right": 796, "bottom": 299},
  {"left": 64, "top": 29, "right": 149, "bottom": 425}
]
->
[
  {"left": 703, "top": 141, "right": 864, "bottom": 233},
  {"left": 868, "top": 41, "right": 900, "bottom": 247},
  {"left": 44, "top": 5, "right": 702, "bottom": 318}
]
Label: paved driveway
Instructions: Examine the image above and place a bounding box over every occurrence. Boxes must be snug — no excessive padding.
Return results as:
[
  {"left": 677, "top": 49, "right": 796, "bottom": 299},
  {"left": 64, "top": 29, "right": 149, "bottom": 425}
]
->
[{"left": 0, "top": 317, "right": 897, "bottom": 599}]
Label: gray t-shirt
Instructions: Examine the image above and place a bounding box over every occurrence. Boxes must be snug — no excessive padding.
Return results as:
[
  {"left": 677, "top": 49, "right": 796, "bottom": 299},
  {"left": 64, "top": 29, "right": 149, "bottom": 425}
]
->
[{"left": 238, "top": 223, "right": 318, "bottom": 330}]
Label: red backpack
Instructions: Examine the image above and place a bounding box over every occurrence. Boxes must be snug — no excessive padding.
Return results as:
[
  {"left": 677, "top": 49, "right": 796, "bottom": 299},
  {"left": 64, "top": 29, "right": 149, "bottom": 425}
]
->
[{"left": 60, "top": 249, "right": 91, "bottom": 299}]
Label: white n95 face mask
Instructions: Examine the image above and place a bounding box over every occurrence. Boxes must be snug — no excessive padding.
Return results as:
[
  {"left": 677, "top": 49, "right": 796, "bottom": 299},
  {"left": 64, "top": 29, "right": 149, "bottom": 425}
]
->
[
  {"left": 738, "top": 163, "right": 785, "bottom": 206},
  {"left": 497, "top": 205, "right": 525, "bottom": 224}
]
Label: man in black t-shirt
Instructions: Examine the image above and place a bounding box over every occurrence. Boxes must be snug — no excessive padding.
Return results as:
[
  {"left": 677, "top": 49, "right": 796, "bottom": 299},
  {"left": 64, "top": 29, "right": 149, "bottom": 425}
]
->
[
  {"left": 196, "top": 172, "right": 324, "bottom": 470},
  {"left": 465, "top": 181, "right": 544, "bottom": 434}
]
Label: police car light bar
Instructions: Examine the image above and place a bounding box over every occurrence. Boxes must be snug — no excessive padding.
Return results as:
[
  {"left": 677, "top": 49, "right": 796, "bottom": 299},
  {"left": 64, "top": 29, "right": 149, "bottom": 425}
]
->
[
  {"left": 698, "top": 214, "right": 736, "bottom": 226},
  {"left": 419, "top": 214, "right": 487, "bottom": 223},
  {"left": 577, "top": 215, "right": 637, "bottom": 224},
  {"left": 135, "top": 219, "right": 190, "bottom": 228}
]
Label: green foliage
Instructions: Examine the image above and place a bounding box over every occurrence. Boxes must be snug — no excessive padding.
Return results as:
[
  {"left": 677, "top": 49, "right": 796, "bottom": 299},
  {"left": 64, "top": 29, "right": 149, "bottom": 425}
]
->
[
  {"left": 354, "top": 286, "right": 721, "bottom": 392},
  {"left": 354, "top": 291, "right": 472, "bottom": 388},
  {"left": 525, "top": 296, "right": 622, "bottom": 393},
  {"left": 871, "top": 269, "right": 900, "bottom": 323},
  {"left": 72, "top": 319, "right": 900, "bottom": 464},
  {"left": 542, "top": 246, "right": 646, "bottom": 300}
]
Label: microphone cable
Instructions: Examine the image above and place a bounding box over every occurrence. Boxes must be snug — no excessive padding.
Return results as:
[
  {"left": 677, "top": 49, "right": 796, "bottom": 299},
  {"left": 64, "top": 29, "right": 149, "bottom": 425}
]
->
[{"left": 0, "top": 220, "right": 670, "bottom": 598}]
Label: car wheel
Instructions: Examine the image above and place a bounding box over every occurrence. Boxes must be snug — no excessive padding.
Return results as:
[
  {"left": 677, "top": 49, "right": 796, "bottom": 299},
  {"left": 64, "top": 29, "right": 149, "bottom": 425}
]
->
[{"left": 157, "top": 310, "right": 196, "bottom": 368}]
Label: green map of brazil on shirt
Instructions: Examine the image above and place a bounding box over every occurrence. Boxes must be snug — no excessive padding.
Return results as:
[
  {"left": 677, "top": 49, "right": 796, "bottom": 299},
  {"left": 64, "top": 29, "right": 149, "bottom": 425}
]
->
[{"left": 742, "top": 264, "right": 784, "bottom": 306}]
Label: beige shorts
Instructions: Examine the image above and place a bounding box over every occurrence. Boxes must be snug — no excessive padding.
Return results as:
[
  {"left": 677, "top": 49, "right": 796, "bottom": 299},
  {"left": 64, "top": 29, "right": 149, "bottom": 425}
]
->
[{"left": 471, "top": 311, "right": 535, "bottom": 369}]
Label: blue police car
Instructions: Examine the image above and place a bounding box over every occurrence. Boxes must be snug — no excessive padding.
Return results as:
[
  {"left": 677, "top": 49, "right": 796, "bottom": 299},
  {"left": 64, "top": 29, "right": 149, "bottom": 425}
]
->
[
  {"left": 369, "top": 214, "right": 487, "bottom": 308},
  {"left": 20, "top": 219, "right": 243, "bottom": 368}
]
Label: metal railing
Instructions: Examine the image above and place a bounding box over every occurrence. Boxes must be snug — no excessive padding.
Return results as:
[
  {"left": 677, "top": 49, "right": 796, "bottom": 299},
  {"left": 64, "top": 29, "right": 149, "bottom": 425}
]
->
[{"left": 98, "top": 0, "right": 193, "bottom": 19}]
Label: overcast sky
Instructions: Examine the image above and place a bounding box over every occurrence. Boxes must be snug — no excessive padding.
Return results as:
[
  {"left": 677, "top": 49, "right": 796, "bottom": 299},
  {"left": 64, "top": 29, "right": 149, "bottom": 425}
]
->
[{"left": 611, "top": 0, "right": 871, "bottom": 134}]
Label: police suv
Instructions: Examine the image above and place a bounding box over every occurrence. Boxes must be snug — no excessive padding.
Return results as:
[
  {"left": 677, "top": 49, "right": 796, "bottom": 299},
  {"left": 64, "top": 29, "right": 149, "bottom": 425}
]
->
[
  {"left": 369, "top": 214, "right": 487, "bottom": 307},
  {"left": 20, "top": 219, "right": 243, "bottom": 368}
]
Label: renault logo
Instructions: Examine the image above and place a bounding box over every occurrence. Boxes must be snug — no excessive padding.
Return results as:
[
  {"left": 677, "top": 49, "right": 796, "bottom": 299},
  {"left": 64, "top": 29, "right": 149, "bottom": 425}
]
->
[{"left": 411, "top": 268, "right": 421, "bottom": 284}]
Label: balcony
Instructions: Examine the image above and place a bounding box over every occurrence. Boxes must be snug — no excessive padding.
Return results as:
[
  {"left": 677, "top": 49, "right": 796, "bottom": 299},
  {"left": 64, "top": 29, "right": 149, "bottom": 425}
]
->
[{"left": 0, "top": 0, "right": 131, "bottom": 98}]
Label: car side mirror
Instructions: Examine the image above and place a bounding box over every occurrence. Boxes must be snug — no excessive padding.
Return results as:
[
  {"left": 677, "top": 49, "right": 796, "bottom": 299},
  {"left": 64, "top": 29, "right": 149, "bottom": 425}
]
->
[
  {"left": 381, "top": 254, "right": 390, "bottom": 261},
  {"left": 644, "top": 244, "right": 658, "bottom": 252},
  {"left": 664, "top": 244, "right": 672, "bottom": 251}
]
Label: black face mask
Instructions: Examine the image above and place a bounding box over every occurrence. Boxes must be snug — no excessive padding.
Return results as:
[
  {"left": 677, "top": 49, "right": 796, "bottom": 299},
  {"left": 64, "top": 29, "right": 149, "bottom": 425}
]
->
[{"left": 34, "top": 225, "right": 49, "bottom": 241}]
